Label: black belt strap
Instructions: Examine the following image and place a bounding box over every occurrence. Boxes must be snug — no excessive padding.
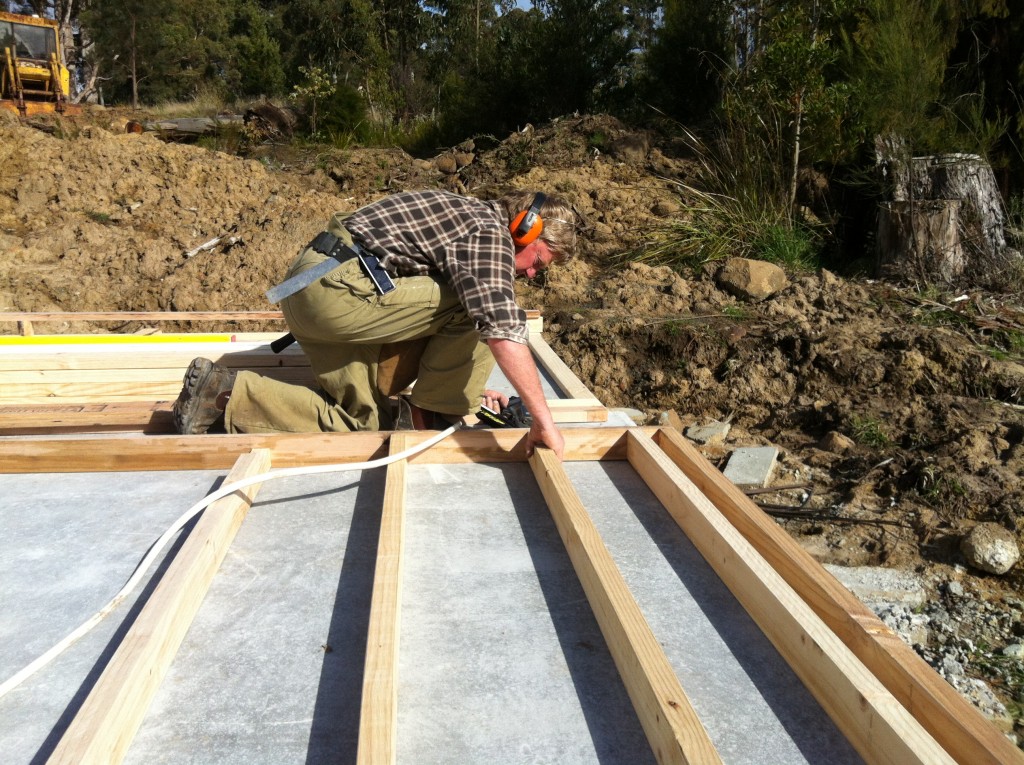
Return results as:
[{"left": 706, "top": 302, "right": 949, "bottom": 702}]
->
[{"left": 268, "top": 232, "right": 355, "bottom": 352}]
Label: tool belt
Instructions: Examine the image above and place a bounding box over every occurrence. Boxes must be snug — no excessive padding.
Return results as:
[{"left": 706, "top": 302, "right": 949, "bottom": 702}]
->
[{"left": 267, "top": 230, "right": 396, "bottom": 353}]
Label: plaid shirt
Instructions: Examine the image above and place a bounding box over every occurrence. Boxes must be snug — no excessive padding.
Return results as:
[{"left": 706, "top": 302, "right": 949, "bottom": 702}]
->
[{"left": 343, "top": 190, "right": 528, "bottom": 344}]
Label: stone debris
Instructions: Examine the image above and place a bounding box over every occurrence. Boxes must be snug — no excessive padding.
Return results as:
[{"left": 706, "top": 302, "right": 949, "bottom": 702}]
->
[
  {"left": 960, "top": 523, "right": 1020, "bottom": 575},
  {"left": 723, "top": 446, "right": 779, "bottom": 488},
  {"left": 685, "top": 420, "right": 731, "bottom": 445},
  {"left": 818, "top": 431, "right": 855, "bottom": 453},
  {"left": 656, "top": 409, "right": 685, "bottom": 432}
]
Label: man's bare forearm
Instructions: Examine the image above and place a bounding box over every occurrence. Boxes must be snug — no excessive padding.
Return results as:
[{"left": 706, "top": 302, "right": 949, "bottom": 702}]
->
[
  {"left": 486, "top": 337, "right": 564, "bottom": 458},
  {"left": 487, "top": 338, "right": 552, "bottom": 424}
]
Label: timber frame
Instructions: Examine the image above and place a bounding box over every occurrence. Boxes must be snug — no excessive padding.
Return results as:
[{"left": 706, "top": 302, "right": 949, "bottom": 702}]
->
[
  {"left": 0, "top": 311, "right": 607, "bottom": 434},
  {"left": 3, "top": 428, "right": 1019, "bottom": 765},
  {"left": 1, "top": 316, "right": 1020, "bottom": 763}
]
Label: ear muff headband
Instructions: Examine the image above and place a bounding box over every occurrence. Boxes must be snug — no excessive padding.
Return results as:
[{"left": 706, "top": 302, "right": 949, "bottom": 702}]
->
[{"left": 510, "top": 192, "right": 547, "bottom": 246}]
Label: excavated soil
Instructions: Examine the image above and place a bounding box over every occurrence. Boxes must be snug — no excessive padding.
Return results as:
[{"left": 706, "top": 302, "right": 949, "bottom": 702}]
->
[{"left": 3, "top": 108, "right": 1024, "bottom": 732}]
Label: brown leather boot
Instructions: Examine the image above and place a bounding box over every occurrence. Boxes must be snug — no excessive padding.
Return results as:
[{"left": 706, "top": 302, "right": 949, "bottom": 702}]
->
[{"left": 172, "top": 358, "right": 236, "bottom": 435}]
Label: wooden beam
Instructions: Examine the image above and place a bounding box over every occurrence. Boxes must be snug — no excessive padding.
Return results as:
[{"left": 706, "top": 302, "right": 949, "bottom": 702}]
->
[
  {"left": 653, "top": 427, "right": 1024, "bottom": 765},
  {"left": 47, "top": 449, "right": 272, "bottom": 765},
  {"left": 0, "top": 402, "right": 175, "bottom": 435},
  {"left": 357, "top": 434, "right": 409, "bottom": 765},
  {"left": 0, "top": 311, "right": 286, "bottom": 324},
  {"left": 0, "top": 428, "right": 650, "bottom": 473},
  {"left": 0, "top": 398, "right": 606, "bottom": 435},
  {"left": 529, "top": 447, "right": 723, "bottom": 765},
  {"left": 0, "top": 346, "right": 310, "bottom": 373},
  {"left": 528, "top": 334, "right": 593, "bottom": 400},
  {"left": 626, "top": 431, "right": 955, "bottom": 765},
  {"left": 0, "top": 310, "right": 539, "bottom": 325}
]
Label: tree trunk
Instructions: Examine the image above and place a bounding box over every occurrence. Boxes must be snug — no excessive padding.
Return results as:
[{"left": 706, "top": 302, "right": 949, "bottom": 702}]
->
[
  {"left": 878, "top": 200, "right": 965, "bottom": 285},
  {"left": 130, "top": 16, "right": 139, "bottom": 110}
]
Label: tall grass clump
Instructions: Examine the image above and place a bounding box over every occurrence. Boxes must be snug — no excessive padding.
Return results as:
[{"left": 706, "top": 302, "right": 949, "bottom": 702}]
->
[
  {"left": 638, "top": 101, "right": 825, "bottom": 272},
  {"left": 149, "top": 85, "right": 238, "bottom": 119}
]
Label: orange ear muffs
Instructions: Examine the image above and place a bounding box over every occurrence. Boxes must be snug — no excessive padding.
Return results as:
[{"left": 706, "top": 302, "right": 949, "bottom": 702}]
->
[{"left": 510, "top": 192, "right": 547, "bottom": 246}]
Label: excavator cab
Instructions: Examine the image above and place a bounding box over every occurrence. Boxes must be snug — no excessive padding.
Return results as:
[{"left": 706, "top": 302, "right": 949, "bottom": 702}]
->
[{"left": 0, "top": 12, "right": 72, "bottom": 116}]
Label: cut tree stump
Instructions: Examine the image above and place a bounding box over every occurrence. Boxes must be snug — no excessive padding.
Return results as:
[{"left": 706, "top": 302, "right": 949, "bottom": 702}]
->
[
  {"left": 878, "top": 200, "right": 965, "bottom": 284},
  {"left": 875, "top": 143, "right": 1021, "bottom": 287}
]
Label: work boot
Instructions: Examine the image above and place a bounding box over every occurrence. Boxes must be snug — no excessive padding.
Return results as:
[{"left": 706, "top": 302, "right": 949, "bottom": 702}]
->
[{"left": 172, "top": 358, "right": 236, "bottom": 435}]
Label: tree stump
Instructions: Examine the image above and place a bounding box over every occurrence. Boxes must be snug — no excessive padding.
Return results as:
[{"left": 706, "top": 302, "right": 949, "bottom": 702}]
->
[
  {"left": 875, "top": 140, "right": 1022, "bottom": 288},
  {"left": 878, "top": 200, "right": 965, "bottom": 284},
  {"left": 909, "top": 154, "right": 1017, "bottom": 285}
]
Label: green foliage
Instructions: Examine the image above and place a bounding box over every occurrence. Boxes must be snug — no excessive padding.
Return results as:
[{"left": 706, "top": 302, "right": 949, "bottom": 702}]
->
[
  {"left": 290, "top": 65, "right": 335, "bottom": 138},
  {"left": 839, "top": 0, "right": 961, "bottom": 155},
  {"left": 752, "top": 223, "right": 821, "bottom": 269},
  {"left": 850, "top": 415, "right": 891, "bottom": 448},
  {"left": 83, "top": 0, "right": 285, "bottom": 106},
  {"left": 225, "top": 1, "right": 286, "bottom": 98},
  {"left": 636, "top": 109, "right": 826, "bottom": 271},
  {"left": 641, "top": 0, "right": 729, "bottom": 123}
]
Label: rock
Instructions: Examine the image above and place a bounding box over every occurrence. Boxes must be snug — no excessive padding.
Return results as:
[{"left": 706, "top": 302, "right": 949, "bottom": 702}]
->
[
  {"left": 433, "top": 155, "right": 458, "bottom": 174},
  {"left": 651, "top": 199, "right": 680, "bottom": 217},
  {"left": 608, "top": 133, "right": 649, "bottom": 164},
  {"left": 656, "top": 410, "right": 684, "bottom": 432},
  {"left": 818, "top": 431, "right": 855, "bottom": 453},
  {"left": 960, "top": 523, "right": 1020, "bottom": 575},
  {"left": 716, "top": 258, "right": 788, "bottom": 301},
  {"left": 685, "top": 420, "right": 731, "bottom": 445},
  {"left": 946, "top": 581, "right": 965, "bottom": 597},
  {"left": 453, "top": 152, "right": 475, "bottom": 169},
  {"left": 1001, "top": 643, "right": 1024, "bottom": 659}
]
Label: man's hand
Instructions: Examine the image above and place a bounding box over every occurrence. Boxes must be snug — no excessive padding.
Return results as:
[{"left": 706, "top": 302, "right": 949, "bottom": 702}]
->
[
  {"left": 481, "top": 390, "right": 509, "bottom": 412},
  {"left": 526, "top": 419, "right": 564, "bottom": 460},
  {"left": 487, "top": 338, "right": 565, "bottom": 461}
]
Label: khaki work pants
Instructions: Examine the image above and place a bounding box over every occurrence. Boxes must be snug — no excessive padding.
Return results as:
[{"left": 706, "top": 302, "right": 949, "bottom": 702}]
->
[{"left": 225, "top": 246, "right": 495, "bottom": 434}]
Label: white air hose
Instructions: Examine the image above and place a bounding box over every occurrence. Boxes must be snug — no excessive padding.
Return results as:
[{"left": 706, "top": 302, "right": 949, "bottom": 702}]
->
[{"left": 0, "top": 424, "right": 459, "bottom": 700}]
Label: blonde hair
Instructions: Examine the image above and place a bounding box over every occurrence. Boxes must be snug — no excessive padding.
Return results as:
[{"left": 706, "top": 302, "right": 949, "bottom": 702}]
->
[{"left": 498, "top": 191, "right": 578, "bottom": 263}]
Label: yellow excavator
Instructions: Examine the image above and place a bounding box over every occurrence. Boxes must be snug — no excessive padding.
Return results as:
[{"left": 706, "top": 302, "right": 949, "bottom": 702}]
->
[{"left": 0, "top": 11, "right": 77, "bottom": 116}]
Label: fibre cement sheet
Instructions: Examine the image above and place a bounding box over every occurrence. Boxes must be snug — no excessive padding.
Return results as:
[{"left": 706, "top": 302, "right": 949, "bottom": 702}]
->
[
  {"left": 1, "top": 461, "right": 862, "bottom": 764},
  {"left": 0, "top": 470, "right": 230, "bottom": 762}
]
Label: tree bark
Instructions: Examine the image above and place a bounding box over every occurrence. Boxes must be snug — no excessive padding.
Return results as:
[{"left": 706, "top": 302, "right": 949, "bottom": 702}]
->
[
  {"left": 875, "top": 139, "right": 1022, "bottom": 288},
  {"left": 878, "top": 200, "right": 965, "bottom": 285}
]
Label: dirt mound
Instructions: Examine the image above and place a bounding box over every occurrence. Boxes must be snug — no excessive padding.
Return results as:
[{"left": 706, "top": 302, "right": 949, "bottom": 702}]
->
[{"left": 3, "top": 109, "right": 1024, "bottom": 731}]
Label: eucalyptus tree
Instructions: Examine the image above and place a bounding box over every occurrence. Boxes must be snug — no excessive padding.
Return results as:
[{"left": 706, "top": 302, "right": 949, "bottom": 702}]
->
[{"left": 643, "top": 0, "right": 731, "bottom": 123}]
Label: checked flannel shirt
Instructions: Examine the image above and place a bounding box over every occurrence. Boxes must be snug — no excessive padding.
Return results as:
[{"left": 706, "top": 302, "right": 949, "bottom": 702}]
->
[{"left": 341, "top": 190, "right": 528, "bottom": 344}]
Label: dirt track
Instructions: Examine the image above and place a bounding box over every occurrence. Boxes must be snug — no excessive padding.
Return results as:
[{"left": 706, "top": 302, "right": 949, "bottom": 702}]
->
[{"left": 3, "top": 108, "right": 1024, "bottom": 732}]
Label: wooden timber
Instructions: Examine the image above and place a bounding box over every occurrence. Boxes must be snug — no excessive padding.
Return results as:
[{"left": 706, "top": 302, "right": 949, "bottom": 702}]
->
[
  {"left": 653, "top": 427, "right": 1024, "bottom": 765},
  {"left": 0, "top": 428, "right": 649, "bottom": 473},
  {"left": 528, "top": 333, "right": 593, "bottom": 400},
  {"left": 627, "top": 431, "right": 954, "bottom": 765},
  {"left": 46, "top": 449, "right": 271, "bottom": 765},
  {"left": 0, "top": 398, "right": 606, "bottom": 436},
  {"left": 0, "top": 316, "right": 605, "bottom": 425},
  {"left": 357, "top": 434, "right": 409, "bottom": 765},
  {"left": 0, "top": 310, "right": 540, "bottom": 336},
  {"left": 530, "top": 447, "right": 723, "bottom": 765}
]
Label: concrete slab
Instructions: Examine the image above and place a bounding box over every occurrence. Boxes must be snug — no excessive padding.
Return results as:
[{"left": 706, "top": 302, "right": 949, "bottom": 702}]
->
[
  {"left": 723, "top": 446, "right": 780, "bottom": 488},
  {"left": 0, "top": 470, "right": 227, "bottom": 762},
  {"left": 1, "top": 458, "right": 862, "bottom": 764}
]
